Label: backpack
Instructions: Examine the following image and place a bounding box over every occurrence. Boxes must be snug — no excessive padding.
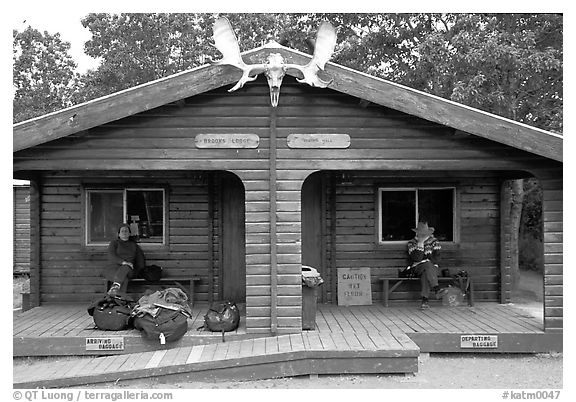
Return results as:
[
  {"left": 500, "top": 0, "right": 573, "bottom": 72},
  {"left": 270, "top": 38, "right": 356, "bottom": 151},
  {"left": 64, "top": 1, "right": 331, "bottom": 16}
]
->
[
  {"left": 140, "top": 264, "right": 163, "bottom": 282},
  {"left": 441, "top": 286, "right": 465, "bottom": 307},
  {"left": 87, "top": 294, "right": 135, "bottom": 331},
  {"left": 201, "top": 301, "right": 240, "bottom": 334},
  {"left": 133, "top": 307, "right": 188, "bottom": 344}
]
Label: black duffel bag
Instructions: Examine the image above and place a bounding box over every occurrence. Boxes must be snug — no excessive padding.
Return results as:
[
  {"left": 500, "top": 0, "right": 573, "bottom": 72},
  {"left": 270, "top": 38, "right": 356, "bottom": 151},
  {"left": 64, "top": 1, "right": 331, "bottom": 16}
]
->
[
  {"left": 88, "top": 294, "right": 135, "bottom": 331},
  {"left": 133, "top": 307, "right": 188, "bottom": 344}
]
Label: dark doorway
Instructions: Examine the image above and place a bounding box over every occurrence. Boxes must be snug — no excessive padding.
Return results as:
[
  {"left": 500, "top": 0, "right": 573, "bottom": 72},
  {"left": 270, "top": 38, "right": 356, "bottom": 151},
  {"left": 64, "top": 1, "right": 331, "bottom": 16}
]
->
[
  {"left": 302, "top": 172, "right": 324, "bottom": 300},
  {"left": 220, "top": 172, "right": 246, "bottom": 303}
]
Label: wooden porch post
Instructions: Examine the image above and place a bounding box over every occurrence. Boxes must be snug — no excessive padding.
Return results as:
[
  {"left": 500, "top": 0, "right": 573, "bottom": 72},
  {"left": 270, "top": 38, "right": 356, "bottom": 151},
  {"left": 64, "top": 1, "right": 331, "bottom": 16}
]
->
[
  {"left": 28, "top": 176, "right": 42, "bottom": 308},
  {"left": 537, "top": 171, "right": 563, "bottom": 333},
  {"left": 208, "top": 172, "right": 214, "bottom": 304},
  {"left": 500, "top": 179, "right": 512, "bottom": 303}
]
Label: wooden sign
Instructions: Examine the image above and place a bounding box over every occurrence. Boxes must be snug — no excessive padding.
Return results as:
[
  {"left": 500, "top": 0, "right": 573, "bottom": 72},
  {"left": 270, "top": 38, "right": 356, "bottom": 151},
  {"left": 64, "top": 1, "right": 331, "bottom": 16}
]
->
[
  {"left": 287, "top": 134, "right": 350, "bottom": 149},
  {"left": 195, "top": 134, "right": 259, "bottom": 149},
  {"left": 85, "top": 337, "right": 125, "bottom": 351},
  {"left": 337, "top": 267, "right": 372, "bottom": 306},
  {"left": 460, "top": 335, "right": 498, "bottom": 349}
]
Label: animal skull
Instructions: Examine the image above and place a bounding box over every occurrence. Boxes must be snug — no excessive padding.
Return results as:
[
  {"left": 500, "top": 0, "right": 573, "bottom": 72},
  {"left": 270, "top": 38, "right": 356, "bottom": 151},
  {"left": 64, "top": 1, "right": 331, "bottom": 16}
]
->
[
  {"left": 264, "top": 53, "right": 286, "bottom": 107},
  {"left": 211, "top": 17, "right": 337, "bottom": 107}
]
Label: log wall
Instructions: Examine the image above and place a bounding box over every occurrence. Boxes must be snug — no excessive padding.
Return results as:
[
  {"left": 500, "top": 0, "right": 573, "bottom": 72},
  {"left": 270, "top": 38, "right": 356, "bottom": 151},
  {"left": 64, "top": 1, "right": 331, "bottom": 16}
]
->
[
  {"left": 316, "top": 171, "right": 502, "bottom": 303},
  {"left": 14, "top": 77, "right": 562, "bottom": 333},
  {"left": 37, "top": 171, "right": 217, "bottom": 303},
  {"left": 13, "top": 185, "right": 31, "bottom": 274}
]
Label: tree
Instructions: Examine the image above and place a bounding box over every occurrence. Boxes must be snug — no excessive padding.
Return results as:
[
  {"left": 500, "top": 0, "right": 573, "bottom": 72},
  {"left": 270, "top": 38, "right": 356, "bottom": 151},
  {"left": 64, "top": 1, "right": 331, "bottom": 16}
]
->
[
  {"left": 75, "top": 13, "right": 310, "bottom": 102},
  {"left": 13, "top": 27, "right": 79, "bottom": 123}
]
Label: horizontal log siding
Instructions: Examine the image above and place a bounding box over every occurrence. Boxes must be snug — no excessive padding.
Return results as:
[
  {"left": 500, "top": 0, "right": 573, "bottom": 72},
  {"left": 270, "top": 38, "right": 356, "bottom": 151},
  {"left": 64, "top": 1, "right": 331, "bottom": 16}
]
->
[
  {"left": 37, "top": 172, "right": 215, "bottom": 303},
  {"left": 14, "top": 186, "right": 31, "bottom": 274},
  {"left": 539, "top": 173, "right": 563, "bottom": 332},
  {"left": 321, "top": 172, "right": 501, "bottom": 303},
  {"left": 16, "top": 82, "right": 274, "bottom": 332},
  {"left": 273, "top": 82, "right": 556, "bottom": 305}
]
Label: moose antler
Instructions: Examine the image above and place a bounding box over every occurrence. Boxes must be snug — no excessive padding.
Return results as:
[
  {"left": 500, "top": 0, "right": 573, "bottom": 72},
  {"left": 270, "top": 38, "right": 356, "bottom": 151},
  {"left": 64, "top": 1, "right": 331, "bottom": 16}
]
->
[
  {"left": 285, "top": 21, "right": 337, "bottom": 88},
  {"left": 212, "top": 17, "right": 266, "bottom": 92},
  {"left": 211, "top": 17, "right": 337, "bottom": 106}
]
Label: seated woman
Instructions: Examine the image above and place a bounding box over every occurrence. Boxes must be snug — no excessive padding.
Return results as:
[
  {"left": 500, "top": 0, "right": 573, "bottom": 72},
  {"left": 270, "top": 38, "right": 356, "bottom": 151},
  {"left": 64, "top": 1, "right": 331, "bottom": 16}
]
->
[
  {"left": 105, "top": 223, "right": 146, "bottom": 296},
  {"left": 407, "top": 221, "right": 447, "bottom": 309}
]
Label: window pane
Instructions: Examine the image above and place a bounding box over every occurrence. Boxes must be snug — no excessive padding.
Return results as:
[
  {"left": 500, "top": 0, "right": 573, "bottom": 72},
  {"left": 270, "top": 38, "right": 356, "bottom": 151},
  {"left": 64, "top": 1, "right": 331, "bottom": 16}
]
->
[
  {"left": 88, "top": 192, "right": 123, "bottom": 243},
  {"left": 126, "top": 190, "right": 164, "bottom": 243},
  {"left": 418, "top": 189, "right": 454, "bottom": 241},
  {"left": 380, "top": 190, "right": 416, "bottom": 241}
]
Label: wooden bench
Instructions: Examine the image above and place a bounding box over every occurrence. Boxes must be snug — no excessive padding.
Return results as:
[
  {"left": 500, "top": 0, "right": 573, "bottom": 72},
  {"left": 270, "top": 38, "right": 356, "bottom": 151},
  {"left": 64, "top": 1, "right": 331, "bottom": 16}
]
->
[
  {"left": 105, "top": 276, "right": 202, "bottom": 306},
  {"left": 379, "top": 276, "right": 474, "bottom": 307}
]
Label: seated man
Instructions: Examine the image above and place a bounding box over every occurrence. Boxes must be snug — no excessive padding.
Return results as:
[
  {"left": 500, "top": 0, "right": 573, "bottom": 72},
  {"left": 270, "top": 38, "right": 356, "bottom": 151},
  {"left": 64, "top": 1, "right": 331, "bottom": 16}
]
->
[
  {"left": 407, "top": 221, "right": 447, "bottom": 309},
  {"left": 105, "top": 223, "right": 146, "bottom": 296}
]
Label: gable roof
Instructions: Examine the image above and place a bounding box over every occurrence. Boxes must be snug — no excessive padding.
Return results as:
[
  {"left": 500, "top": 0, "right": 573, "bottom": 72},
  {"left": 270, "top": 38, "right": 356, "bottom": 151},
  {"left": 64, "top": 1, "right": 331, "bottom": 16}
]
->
[{"left": 13, "top": 43, "right": 562, "bottom": 162}]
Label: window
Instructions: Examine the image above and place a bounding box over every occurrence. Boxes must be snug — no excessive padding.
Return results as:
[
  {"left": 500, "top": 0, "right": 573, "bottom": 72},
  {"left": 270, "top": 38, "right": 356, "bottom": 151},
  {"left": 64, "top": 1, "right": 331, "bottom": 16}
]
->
[
  {"left": 378, "top": 187, "right": 455, "bottom": 243},
  {"left": 86, "top": 188, "right": 166, "bottom": 245}
]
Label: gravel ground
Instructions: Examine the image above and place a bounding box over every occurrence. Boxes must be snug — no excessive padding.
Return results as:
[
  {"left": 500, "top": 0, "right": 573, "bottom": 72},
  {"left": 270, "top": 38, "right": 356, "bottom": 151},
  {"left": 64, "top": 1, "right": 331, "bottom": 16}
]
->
[{"left": 66, "top": 352, "right": 560, "bottom": 389}]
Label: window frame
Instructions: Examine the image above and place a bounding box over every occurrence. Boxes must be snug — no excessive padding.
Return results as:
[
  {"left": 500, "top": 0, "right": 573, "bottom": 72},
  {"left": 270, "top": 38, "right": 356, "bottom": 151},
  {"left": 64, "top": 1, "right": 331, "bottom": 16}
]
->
[
  {"left": 83, "top": 186, "right": 169, "bottom": 248},
  {"left": 376, "top": 186, "right": 458, "bottom": 245}
]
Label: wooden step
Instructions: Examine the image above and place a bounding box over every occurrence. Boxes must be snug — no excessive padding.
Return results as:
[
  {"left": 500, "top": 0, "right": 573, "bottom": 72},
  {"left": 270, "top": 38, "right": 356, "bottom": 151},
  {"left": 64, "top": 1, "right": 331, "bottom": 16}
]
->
[{"left": 13, "top": 332, "right": 420, "bottom": 388}]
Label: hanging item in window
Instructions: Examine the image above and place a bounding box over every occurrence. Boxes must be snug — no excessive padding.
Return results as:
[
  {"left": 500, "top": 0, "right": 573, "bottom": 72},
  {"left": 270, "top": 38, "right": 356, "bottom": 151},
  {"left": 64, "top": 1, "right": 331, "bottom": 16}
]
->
[{"left": 86, "top": 188, "right": 165, "bottom": 245}]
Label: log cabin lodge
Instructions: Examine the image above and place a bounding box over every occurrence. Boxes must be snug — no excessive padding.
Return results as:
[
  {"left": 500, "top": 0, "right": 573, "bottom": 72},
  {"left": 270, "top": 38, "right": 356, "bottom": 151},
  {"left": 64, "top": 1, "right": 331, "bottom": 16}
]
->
[{"left": 13, "top": 43, "right": 563, "bottom": 355}]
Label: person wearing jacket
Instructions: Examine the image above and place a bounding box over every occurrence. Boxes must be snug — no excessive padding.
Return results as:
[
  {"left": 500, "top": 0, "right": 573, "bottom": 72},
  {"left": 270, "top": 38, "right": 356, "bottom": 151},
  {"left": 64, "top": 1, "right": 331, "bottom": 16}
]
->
[
  {"left": 407, "top": 221, "right": 447, "bottom": 309},
  {"left": 105, "top": 223, "right": 145, "bottom": 296}
]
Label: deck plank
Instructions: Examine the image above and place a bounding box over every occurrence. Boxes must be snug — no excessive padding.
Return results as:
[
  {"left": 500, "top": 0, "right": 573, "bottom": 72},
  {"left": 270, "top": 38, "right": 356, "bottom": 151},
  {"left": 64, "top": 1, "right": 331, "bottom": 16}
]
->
[
  {"left": 264, "top": 336, "right": 279, "bottom": 354},
  {"left": 415, "top": 308, "right": 462, "bottom": 332},
  {"left": 185, "top": 345, "right": 205, "bottom": 364},
  {"left": 328, "top": 332, "right": 350, "bottom": 350},
  {"left": 362, "top": 305, "right": 404, "bottom": 333},
  {"left": 453, "top": 307, "right": 513, "bottom": 332},
  {"left": 431, "top": 308, "right": 481, "bottom": 332},
  {"left": 225, "top": 339, "right": 242, "bottom": 359},
  {"left": 487, "top": 305, "right": 542, "bottom": 332},
  {"left": 351, "top": 306, "right": 382, "bottom": 333},
  {"left": 159, "top": 347, "right": 184, "bottom": 367},
  {"left": 342, "top": 332, "right": 363, "bottom": 349},
  {"left": 317, "top": 306, "right": 342, "bottom": 332},
  {"left": 145, "top": 350, "right": 168, "bottom": 369},
  {"left": 318, "top": 332, "right": 337, "bottom": 350},
  {"left": 252, "top": 337, "right": 267, "bottom": 355},
  {"left": 305, "top": 331, "right": 324, "bottom": 350},
  {"left": 239, "top": 338, "right": 255, "bottom": 357},
  {"left": 367, "top": 332, "right": 393, "bottom": 349},
  {"left": 288, "top": 333, "right": 306, "bottom": 352},
  {"left": 354, "top": 332, "right": 378, "bottom": 350},
  {"left": 13, "top": 307, "right": 61, "bottom": 334},
  {"left": 277, "top": 335, "right": 292, "bottom": 353},
  {"left": 212, "top": 342, "right": 230, "bottom": 360},
  {"left": 198, "top": 343, "right": 218, "bottom": 362},
  {"left": 16, "top": 307, "right": 72, "bottom": 336}
]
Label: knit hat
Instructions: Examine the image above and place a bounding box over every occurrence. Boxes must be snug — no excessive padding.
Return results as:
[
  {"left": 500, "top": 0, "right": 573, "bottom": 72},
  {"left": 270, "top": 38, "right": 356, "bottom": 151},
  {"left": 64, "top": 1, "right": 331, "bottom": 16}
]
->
[{"left": 412, "top": 222, "right": 435, "bottom": 238}]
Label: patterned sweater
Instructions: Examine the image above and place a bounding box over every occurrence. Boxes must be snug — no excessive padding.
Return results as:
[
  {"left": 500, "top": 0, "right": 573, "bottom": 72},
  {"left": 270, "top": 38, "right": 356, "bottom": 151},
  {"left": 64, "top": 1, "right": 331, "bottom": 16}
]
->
[{"left": 407, "top": 236, "right": 441, "bottom": 267}]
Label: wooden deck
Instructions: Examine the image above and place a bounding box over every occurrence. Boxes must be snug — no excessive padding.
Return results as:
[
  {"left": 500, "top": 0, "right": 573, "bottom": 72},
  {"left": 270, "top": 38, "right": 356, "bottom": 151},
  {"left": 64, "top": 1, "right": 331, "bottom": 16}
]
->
[{"left": 13, "top": 302, "right": 561, "bottom": 388}]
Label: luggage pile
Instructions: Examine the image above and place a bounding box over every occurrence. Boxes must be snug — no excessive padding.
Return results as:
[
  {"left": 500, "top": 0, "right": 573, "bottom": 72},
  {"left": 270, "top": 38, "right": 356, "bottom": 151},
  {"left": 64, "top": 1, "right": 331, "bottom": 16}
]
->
[{"left": 88, "top": 285, "right": 241, "bottom": 345}]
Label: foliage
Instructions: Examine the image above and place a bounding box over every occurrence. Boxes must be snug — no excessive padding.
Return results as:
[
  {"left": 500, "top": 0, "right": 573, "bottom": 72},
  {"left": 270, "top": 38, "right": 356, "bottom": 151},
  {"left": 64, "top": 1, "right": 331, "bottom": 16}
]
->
[
  {"left": 14, "top": 13, "right": 563, "bottom": 135},
  {"left": 13, "top": 27, "right": 79, "bottom": 123}
]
